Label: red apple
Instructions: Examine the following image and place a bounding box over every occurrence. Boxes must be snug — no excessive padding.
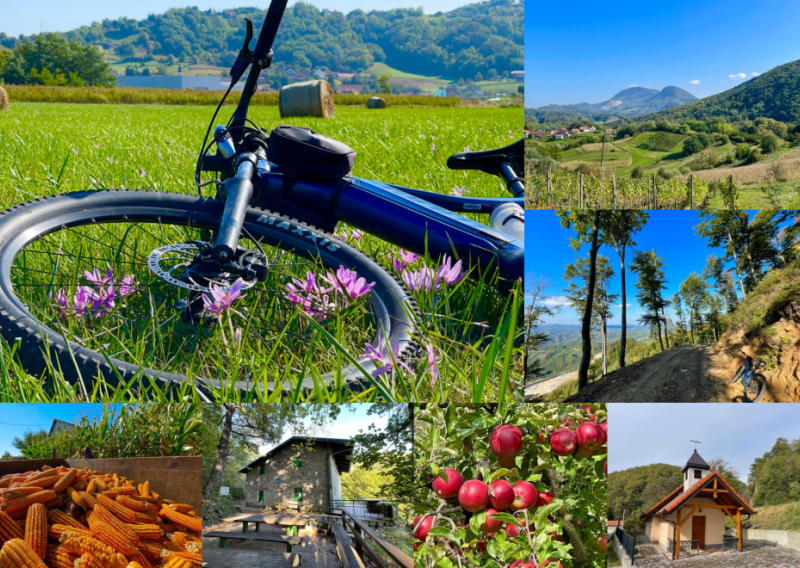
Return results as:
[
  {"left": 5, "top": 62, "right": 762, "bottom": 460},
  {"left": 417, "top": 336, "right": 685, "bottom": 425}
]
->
[
  {"left": 506, "top": 523, "right": 519, "bottom": 537},
  {"left": 579, "top": 405, "right": 591, "bottom": 412},
  {"left": 511, "top": 480, "right": 538, "bottom": 510},
  {"left": 550, "top": 428, "right": 577, "bottom": 456},
  {"left": 575, "top": 422, "right": 604, "bottom": 452},
  {"left": 458, "top": 479, "right": 489, "bottom": 513},
  {"left": 574, "top": 444, "right": 595, "bottom": 458},
  {"left": 489, "top": 480, "right": 515, "bottom": 510},
  {"left": 490, "top": 424, "right": 523, "bottom": 467},
  {"left": 509, "top": 561, "right": 525, "bottom": 568},
  {"left": 538, "top": 432, "right": 548, "bottom": 443},
  {"left": 549, "top": 530, "right": 564, "bottom": 542},
  {"left": 562, "top": 416, "right": 574, "bottom": 427},
  {"left": 599, "top": 422, "right": 608, "bottom": 444},
  {"left": 413, "top": 515, "right": 434, "bottom": 540},
  {"left": 596, "top": 536, "right": 608, "bottom": 552},
  {"left": 536, "top": 490, "right": 554, "bottom": 508},
  {"left": 479, "top": 508, "right": 503, "bottom": 533},
  {"left": 414, "top": 541, "right": 419, "bottom": 552},
  {"left": 432, "top": 468, "right": 463, "bottom": 499}
]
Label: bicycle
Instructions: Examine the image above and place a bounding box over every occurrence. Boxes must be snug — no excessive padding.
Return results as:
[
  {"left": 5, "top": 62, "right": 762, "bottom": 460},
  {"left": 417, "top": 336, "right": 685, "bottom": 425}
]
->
[
  {"left": 730, "top": 350, "right": 767, "bottom": 402},
  {"left": 0, "top": 0, "right": 524, "bottom": 398}
]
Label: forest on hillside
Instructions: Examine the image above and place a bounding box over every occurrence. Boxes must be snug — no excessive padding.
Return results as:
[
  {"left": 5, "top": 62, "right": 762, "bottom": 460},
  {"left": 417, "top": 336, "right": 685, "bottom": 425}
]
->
[
  {"left": 525, "top": 211, "right": 800, "bottom": 392},
  {"left": 0, "top": 1, "right": 523, "bottom": 81}
]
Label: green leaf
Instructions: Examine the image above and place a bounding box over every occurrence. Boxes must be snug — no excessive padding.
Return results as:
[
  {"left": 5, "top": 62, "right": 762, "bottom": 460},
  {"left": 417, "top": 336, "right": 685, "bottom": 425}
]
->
[
  {"left": 489, "top": 512, "right": 521, "bottom": 526},
  {"left": 485, "top": 467, "right": 520, "bottom": 483},
  {"left": 534, "top": 500, "right": 563, "bottom": 526},
  {"left": 470, "top": 511, "right": 486, "bottom": 534}
]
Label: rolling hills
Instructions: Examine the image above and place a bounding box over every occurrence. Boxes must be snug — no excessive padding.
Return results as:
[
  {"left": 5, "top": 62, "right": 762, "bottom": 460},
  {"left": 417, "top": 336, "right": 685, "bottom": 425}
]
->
[
  {"left": 648, "top": 58, "right": 800, "bottom": 123},
  {"left": 0, "top": 1, "right": 523, "bottom": 83},
  {"left": 532, "top": 85, "right": 697, "bottom": 119}
]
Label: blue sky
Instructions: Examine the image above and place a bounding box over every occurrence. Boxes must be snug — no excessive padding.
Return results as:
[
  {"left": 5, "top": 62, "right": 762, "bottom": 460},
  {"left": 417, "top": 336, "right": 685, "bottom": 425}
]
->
[
  {"left": 524, "top": 210, "right": 789, "bottom": 327},
  {"left": 2, "top": 0, "right": 476, "bottom": 37},
  {"left": 524, "top": 0, "right": 800, "bottom": 107},
  {"left": 608, "top": 403, "right": 800, "bottom": 482},
  {"left": 257, "top": 404, "right": 395, "bottom": 456},
  {"left": 0, "top": 404, "right": 118, "bottom": 456}
]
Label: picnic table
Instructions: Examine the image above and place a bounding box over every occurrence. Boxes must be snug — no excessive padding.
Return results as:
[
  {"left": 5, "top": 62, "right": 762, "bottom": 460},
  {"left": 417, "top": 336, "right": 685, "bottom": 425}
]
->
[
  {"left": 224, "top": 514, "right": 311, "bottom": 537},
  {"left": 204, "top": 530, "right": 303, "bottom": 553},
  {"left": 202, "top": 548, "right": 301, "bottom": 567}
]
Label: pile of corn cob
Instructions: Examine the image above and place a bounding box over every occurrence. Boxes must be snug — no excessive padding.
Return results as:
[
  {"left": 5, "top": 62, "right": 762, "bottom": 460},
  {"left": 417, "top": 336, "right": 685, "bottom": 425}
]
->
[{"left": 0, "top": 465, "right": 202, "bottom": 568}]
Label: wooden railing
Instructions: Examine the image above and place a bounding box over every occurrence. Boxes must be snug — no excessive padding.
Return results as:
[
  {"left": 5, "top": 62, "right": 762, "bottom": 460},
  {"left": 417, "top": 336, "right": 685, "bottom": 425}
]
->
[{"left": 340, "top": 510, "right": 413, "bottom": 568}]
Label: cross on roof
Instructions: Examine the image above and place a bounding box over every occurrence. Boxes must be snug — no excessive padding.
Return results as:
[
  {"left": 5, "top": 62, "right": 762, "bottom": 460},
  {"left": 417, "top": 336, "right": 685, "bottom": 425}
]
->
[{"left": 690, "top": 438, "right": 701, "bottom": 450}]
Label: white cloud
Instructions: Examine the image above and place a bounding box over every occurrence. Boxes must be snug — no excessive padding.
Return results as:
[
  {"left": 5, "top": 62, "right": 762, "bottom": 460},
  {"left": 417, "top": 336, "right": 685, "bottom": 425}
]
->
[
  {"left": 729, "top": 73, "right": 746, "bottom": 80},
  {"left": 614, "top": 303, "right": 633, "bottom": 308},
  {"left": 751, "top": 72, "right": 761, "bottom": 77},
  {"left": 689, "top": 79, "right": 700, "bottom": 85},
  {"left": 625, "top": 83, "right": 638, "bottom": 88},
  {"left": 541, "top": 296, "right": 571, "bottom": 308}
]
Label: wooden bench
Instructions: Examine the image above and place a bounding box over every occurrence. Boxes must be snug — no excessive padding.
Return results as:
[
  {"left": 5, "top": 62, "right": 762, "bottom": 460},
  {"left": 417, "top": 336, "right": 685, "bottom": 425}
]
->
[
  {"left": 204, "top": 531, "right": 303, "bottom": 553},
  {"left": 202, "top": 548, "right": 301, "bottom": 567},
  {"left": 330, "top": 523, "right": 365, "bottom": 568},
  {"left": 224, "top": 514, "right": 310, "bottom": 538}
]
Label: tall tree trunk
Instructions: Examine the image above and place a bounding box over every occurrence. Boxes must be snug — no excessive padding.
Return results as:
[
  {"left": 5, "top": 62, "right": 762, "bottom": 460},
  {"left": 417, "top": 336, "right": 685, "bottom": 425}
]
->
[
  {"left": 578, "top": 211, "right": 600, "bottom": 391},
  {"left": 662, "top": 306, "right": 670, "bottom": 349},
  {"left": 728, "top": 233, "right": 747, "bottom": 298},
  {"left": 618, "top": 248, "right": 627, "bottom": 368},
  {"left": 689, "top": 309, "right": 695, "bottom": 345},
  {"left": 601, "top": 317, "right": 608, "bottom": 376},
  {"left": 203, "top": 404, "right": 237, "bottom": 497},
  {"left": 656, "top": 320, "right": 664, "bottom": 351}
]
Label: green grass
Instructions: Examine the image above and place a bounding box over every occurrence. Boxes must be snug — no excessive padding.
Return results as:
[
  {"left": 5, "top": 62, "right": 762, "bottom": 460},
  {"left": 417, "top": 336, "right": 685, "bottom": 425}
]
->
[
  {"left": 743, "top": 502, "right": 800, "bottom": 532},
  {"left": 0, "top": 102, "right": 524, "bottom": 402},
  {"left": 607, "top": 543, "right": 621, "bottom": 567}
]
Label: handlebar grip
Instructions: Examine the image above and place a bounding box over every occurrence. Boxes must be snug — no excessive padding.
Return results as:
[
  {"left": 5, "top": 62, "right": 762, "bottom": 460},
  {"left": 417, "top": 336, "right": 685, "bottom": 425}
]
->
[{"left": 254, "top": 0, "right": 290, "bottom": 56}]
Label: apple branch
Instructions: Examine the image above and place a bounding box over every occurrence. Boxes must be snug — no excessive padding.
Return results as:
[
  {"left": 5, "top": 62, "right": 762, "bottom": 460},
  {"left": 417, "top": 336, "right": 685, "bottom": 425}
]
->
[{"left": 544, "top": 467, "right": 590, "bottom": 568}]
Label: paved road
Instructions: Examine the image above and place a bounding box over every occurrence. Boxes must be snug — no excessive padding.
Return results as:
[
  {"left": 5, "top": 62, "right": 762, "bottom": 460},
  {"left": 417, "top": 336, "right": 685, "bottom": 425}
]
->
[{"left": 631, "top": 543, "right": 800, "bottom": 567}]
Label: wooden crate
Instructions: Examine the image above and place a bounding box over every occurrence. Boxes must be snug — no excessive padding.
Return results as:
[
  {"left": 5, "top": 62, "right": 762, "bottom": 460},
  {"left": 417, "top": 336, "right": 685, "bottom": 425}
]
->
[{"left": 0, "top": 456, "right": 202, "bottom": 513}]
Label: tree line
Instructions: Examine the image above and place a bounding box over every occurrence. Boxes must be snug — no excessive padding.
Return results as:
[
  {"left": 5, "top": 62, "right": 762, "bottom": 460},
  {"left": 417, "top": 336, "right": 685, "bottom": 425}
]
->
[
  {"left": 526, "top": 211, "right": 800, "bottom": 391},
  {"left": 0, "top": 2, "right": 522, "bottom": 83}
]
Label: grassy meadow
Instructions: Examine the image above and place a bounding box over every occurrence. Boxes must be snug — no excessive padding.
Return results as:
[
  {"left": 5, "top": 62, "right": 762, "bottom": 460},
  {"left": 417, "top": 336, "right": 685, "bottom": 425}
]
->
[{"left": 0, "top": 101, "right": 523, "bottom": 403}]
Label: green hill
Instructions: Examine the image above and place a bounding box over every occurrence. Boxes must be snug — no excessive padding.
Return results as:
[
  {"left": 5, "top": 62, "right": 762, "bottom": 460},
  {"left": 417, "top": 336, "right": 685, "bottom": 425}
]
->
[
  {"left": 648, "top": 59, "right": 800, "bottom": 123},
  {"left": 536, "top": 85, "right": 697, "bottom": 119},
  {"left": 0, "top": 1, "right": 523, "bottom": 82}
]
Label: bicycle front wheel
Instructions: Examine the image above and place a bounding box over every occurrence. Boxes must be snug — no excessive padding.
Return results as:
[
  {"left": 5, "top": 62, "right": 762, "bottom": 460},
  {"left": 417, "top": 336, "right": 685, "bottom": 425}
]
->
[
  {"left": 745, "top": 374, "right": 767, "bottom": 403},
  {"left": 0, "top": 190, "right": 417, "bottom": 396}
]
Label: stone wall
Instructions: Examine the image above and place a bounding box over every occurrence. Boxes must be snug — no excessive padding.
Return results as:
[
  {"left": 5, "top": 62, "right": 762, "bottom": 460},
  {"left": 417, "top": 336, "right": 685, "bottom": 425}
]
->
[
  {"left": 726, "top": 528, "right": 800, "bottom": 552},
  {"left": 244, "top": 441, "right": 335, "bottom": 508}
]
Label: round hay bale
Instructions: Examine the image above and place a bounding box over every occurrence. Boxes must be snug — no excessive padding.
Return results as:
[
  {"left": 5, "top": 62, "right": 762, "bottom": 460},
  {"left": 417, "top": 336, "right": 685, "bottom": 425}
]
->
[
  {"left": 0, "top": 86, "right": 8, "bottom": 112},
  {"left": 367, "top": 96, "right": 386, "bottom": 109},
  {"left": 278, "top": 80, "right": 335, "bottom": 118}
]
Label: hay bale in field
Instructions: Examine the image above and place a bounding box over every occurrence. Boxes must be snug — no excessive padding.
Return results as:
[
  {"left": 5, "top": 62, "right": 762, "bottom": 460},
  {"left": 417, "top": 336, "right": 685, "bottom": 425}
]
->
[
  {"left": 0, "top": 86, "right": 8, "bottom": 112},
  {"left": 279, "top": 80, "right": 335, "bottom": 118},
  {"left": 367, "top": 96, "right": 386, "bottom": 109}
]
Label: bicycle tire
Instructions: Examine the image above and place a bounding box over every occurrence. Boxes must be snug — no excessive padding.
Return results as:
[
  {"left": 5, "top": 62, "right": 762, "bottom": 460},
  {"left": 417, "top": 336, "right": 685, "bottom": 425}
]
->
[
  {"left": 731, "top": 362, "right": 747, "bottom": 384},
  {"left": 746, "top": 373, "right": 767, "bottom": 403},
  {"left": 0, "top": 190, "right": 418, "bottom": 397}
]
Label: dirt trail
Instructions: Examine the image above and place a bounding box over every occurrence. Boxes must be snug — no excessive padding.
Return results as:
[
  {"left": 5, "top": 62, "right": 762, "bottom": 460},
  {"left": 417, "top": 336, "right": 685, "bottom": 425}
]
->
[
  {"left": 563, "top": 343, "right": 774, "bottom": 403},
  {"left": 525, "top": 370, "right": 576, "bottom": 400}
]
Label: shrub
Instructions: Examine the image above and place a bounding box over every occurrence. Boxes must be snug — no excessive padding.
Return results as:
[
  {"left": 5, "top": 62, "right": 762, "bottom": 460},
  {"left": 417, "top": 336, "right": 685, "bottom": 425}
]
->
[
  {"left": 638, "top": 131, "right": 685, "bottom": 152},
  {"left": 203, "top": 494, "right": 237, "bottom": 522},
  {"left": 748, "top": 148, "right": 763, "bottom": 164},
  {"left": 761, "top": 133, "right": 782, "bottom": 154},
  {"left": 630, "top": 165, "right": 644, "bottom": 179},
  {"left": 735, "top": 143, "right": 751, "bottom": 160},
  {"left": 683, "top": 133, "right": 712, "bottom": 155}
]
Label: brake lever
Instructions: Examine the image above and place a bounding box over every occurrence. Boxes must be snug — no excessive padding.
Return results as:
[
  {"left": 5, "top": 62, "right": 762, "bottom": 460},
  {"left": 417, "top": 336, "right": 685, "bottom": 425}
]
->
[{"left": 229, "top": 19, "right": 255, "bottom": 86}]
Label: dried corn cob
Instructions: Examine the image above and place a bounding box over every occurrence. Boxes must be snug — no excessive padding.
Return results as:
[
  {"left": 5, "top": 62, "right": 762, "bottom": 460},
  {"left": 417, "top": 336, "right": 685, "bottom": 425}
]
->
[
  {"left": 23, "top": 504, "right": 46, "bottom": 560},
  {"left": 19, "top": 477, "right": 58, "bottom": 490},
  {"left": 0, "top": 489, "right": 41, "bottom": 500},
  {"left": 85, "top": 480, "right": 98, "bottom": 495},
  {"left": 161, "top": 559, "right": 194, "bottom": 568},
  {"left": 1, "top": 492, "right": 56, "bottom": 516},
  {"left": 48, "top": 524, "right": 90, "bottom": 540},
  {"left": 0, "top": 538, "right": 48, "bottom": 568},
  {"left": 53, "top": 470, "right": 78, "bottom": 494},
  {"left": 59, "top": 532, "right": 127, "bottom": 567},
  {"left": 166, "top": 504, "right": 194, "bottom": 514},
  {"left": 158, "top": 506, "right": 200, "bottom": 533},
  {"left": 126, "top": 563, "right": 144, "bottom": 568},
  {"left": 92, "top": 478, "right": 108, "bottom": 491},
  {"left": 47, "top": 509, "right": 86, "bottom": 530},
  {"left": 93, "top": 506, "right": 139, "bottom": 544},
  {"left": 79, "top": 493, "right": 99, "bottom": 510},
  {"left": 140, "top": 482, "right": 150, "bottom": 498},
  {"left": 91, "top": 521, "right": 136, "bottom": 555},
  {"left": 127, "top": 525, "right": 162, "bottom": 540},
  {"left": 116, "top": 496, "right": 147, "bottom": 512},
  {"left": 97, "top": 495, "right": 137, "bottom": 524},
  {"left": 44, "top": 544, "right": 79, "bottom": 568},
  {"left": 0, "top": 511, "right": 23, "bottom": 544},
  {"left": 127, "top": 549, "right": 154, "bottom": 568}
]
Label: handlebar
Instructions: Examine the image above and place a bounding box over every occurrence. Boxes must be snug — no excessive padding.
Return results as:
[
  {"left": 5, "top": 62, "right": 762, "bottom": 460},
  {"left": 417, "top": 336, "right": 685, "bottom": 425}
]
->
[{"left": 255, "top": 0, "right": 289, "bottom": 57}]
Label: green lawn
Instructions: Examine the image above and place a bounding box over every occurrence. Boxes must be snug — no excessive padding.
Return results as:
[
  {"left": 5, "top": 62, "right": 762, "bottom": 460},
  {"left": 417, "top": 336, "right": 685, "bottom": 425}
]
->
[{"left": 0, "top": 102, "right": 524, "bottom": 402}]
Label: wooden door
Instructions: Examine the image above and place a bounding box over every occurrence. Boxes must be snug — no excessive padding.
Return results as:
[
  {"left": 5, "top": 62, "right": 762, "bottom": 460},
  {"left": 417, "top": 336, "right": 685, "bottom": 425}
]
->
[{"left": 692, "top": 516, "right": 706, "bottom": 549}]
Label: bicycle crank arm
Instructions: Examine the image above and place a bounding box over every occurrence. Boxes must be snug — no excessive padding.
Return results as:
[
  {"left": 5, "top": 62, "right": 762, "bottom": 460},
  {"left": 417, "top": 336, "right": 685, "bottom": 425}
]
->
[{"left": 212, "top": 153, "right": 257, "bottom": 262}]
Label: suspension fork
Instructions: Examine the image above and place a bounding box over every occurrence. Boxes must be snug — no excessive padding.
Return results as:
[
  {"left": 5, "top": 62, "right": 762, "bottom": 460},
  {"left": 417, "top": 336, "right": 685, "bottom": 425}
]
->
[{"left": 212, "top": 152, "right": 257, "bottom": 263}]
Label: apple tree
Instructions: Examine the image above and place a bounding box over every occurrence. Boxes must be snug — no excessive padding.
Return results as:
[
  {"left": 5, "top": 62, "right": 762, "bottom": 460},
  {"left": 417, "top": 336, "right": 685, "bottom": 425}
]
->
[{"left": 413, "top": 403, "right": 607, "bottom": 568}]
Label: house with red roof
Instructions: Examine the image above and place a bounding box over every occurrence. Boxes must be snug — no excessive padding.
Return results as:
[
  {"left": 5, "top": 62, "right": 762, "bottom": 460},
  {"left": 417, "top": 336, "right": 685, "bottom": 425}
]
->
[{"left": 639, "top": 449, "right": 756, "bottom": 559}]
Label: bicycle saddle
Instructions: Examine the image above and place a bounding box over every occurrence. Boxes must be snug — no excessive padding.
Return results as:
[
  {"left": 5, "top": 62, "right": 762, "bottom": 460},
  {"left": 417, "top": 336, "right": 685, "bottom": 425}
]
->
[{"left": 446, "top": 138, "right": 524, "bottom": 178}]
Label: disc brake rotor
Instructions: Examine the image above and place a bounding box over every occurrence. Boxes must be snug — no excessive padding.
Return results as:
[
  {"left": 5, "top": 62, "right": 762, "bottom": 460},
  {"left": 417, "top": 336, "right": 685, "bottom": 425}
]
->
[{"left": 147, "top": 243, "right": 257, "bottom": 293}]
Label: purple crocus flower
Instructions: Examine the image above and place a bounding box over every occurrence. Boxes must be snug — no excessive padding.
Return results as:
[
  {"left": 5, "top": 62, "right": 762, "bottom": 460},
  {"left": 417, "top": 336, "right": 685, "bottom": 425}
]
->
[
  {"left": 437, "top": 255, "right": 466, "bottom": 285},
  {"left": 426, "top": 343, "right": 442, "bottom": 386},
  {"left": 451, "top": 186, "right": 467, "bottom": 197},
  {"left": 85, "top": 268, "right": 114, "bottom": 286},
  {"left": 362, "top": 336, "right": 412, "bottom": 377},
  {"left": 91, "top": 287, "right": 116, "bottom": 317},
  {"left": 399, "top": 249, "right": 419, "bottom": 264},
  {"left": 351, "top": 229, "right": 364, "bottom": 243},
  {"left": 402, "top": 267, "right": 438, "bottom": 293},
  {"left": 119, "top": 275, "right": 137, "bottom": 297},
  {"left": 72, "top": 286, "right": 96, "bottom": 317},
  {"left": 323, "top": 267, "right": 375, "bottom": 301},
  {"left": 392, "top": 258, "right": 407, "bottom": 274},
  {"left": 202, "top": 278, "right": 246, "bottom": 317},
  {"left": 235, "top": 328, "right": 242, "bottom": 344},
  {"left": 53, "top": 289, "right": 70, "bottom": 318}
]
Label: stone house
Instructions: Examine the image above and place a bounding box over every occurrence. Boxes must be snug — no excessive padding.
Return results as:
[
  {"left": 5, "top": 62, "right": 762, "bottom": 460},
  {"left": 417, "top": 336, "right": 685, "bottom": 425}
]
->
[{"left": 239, "top": 437, "right": 353, "bottom": 509}]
